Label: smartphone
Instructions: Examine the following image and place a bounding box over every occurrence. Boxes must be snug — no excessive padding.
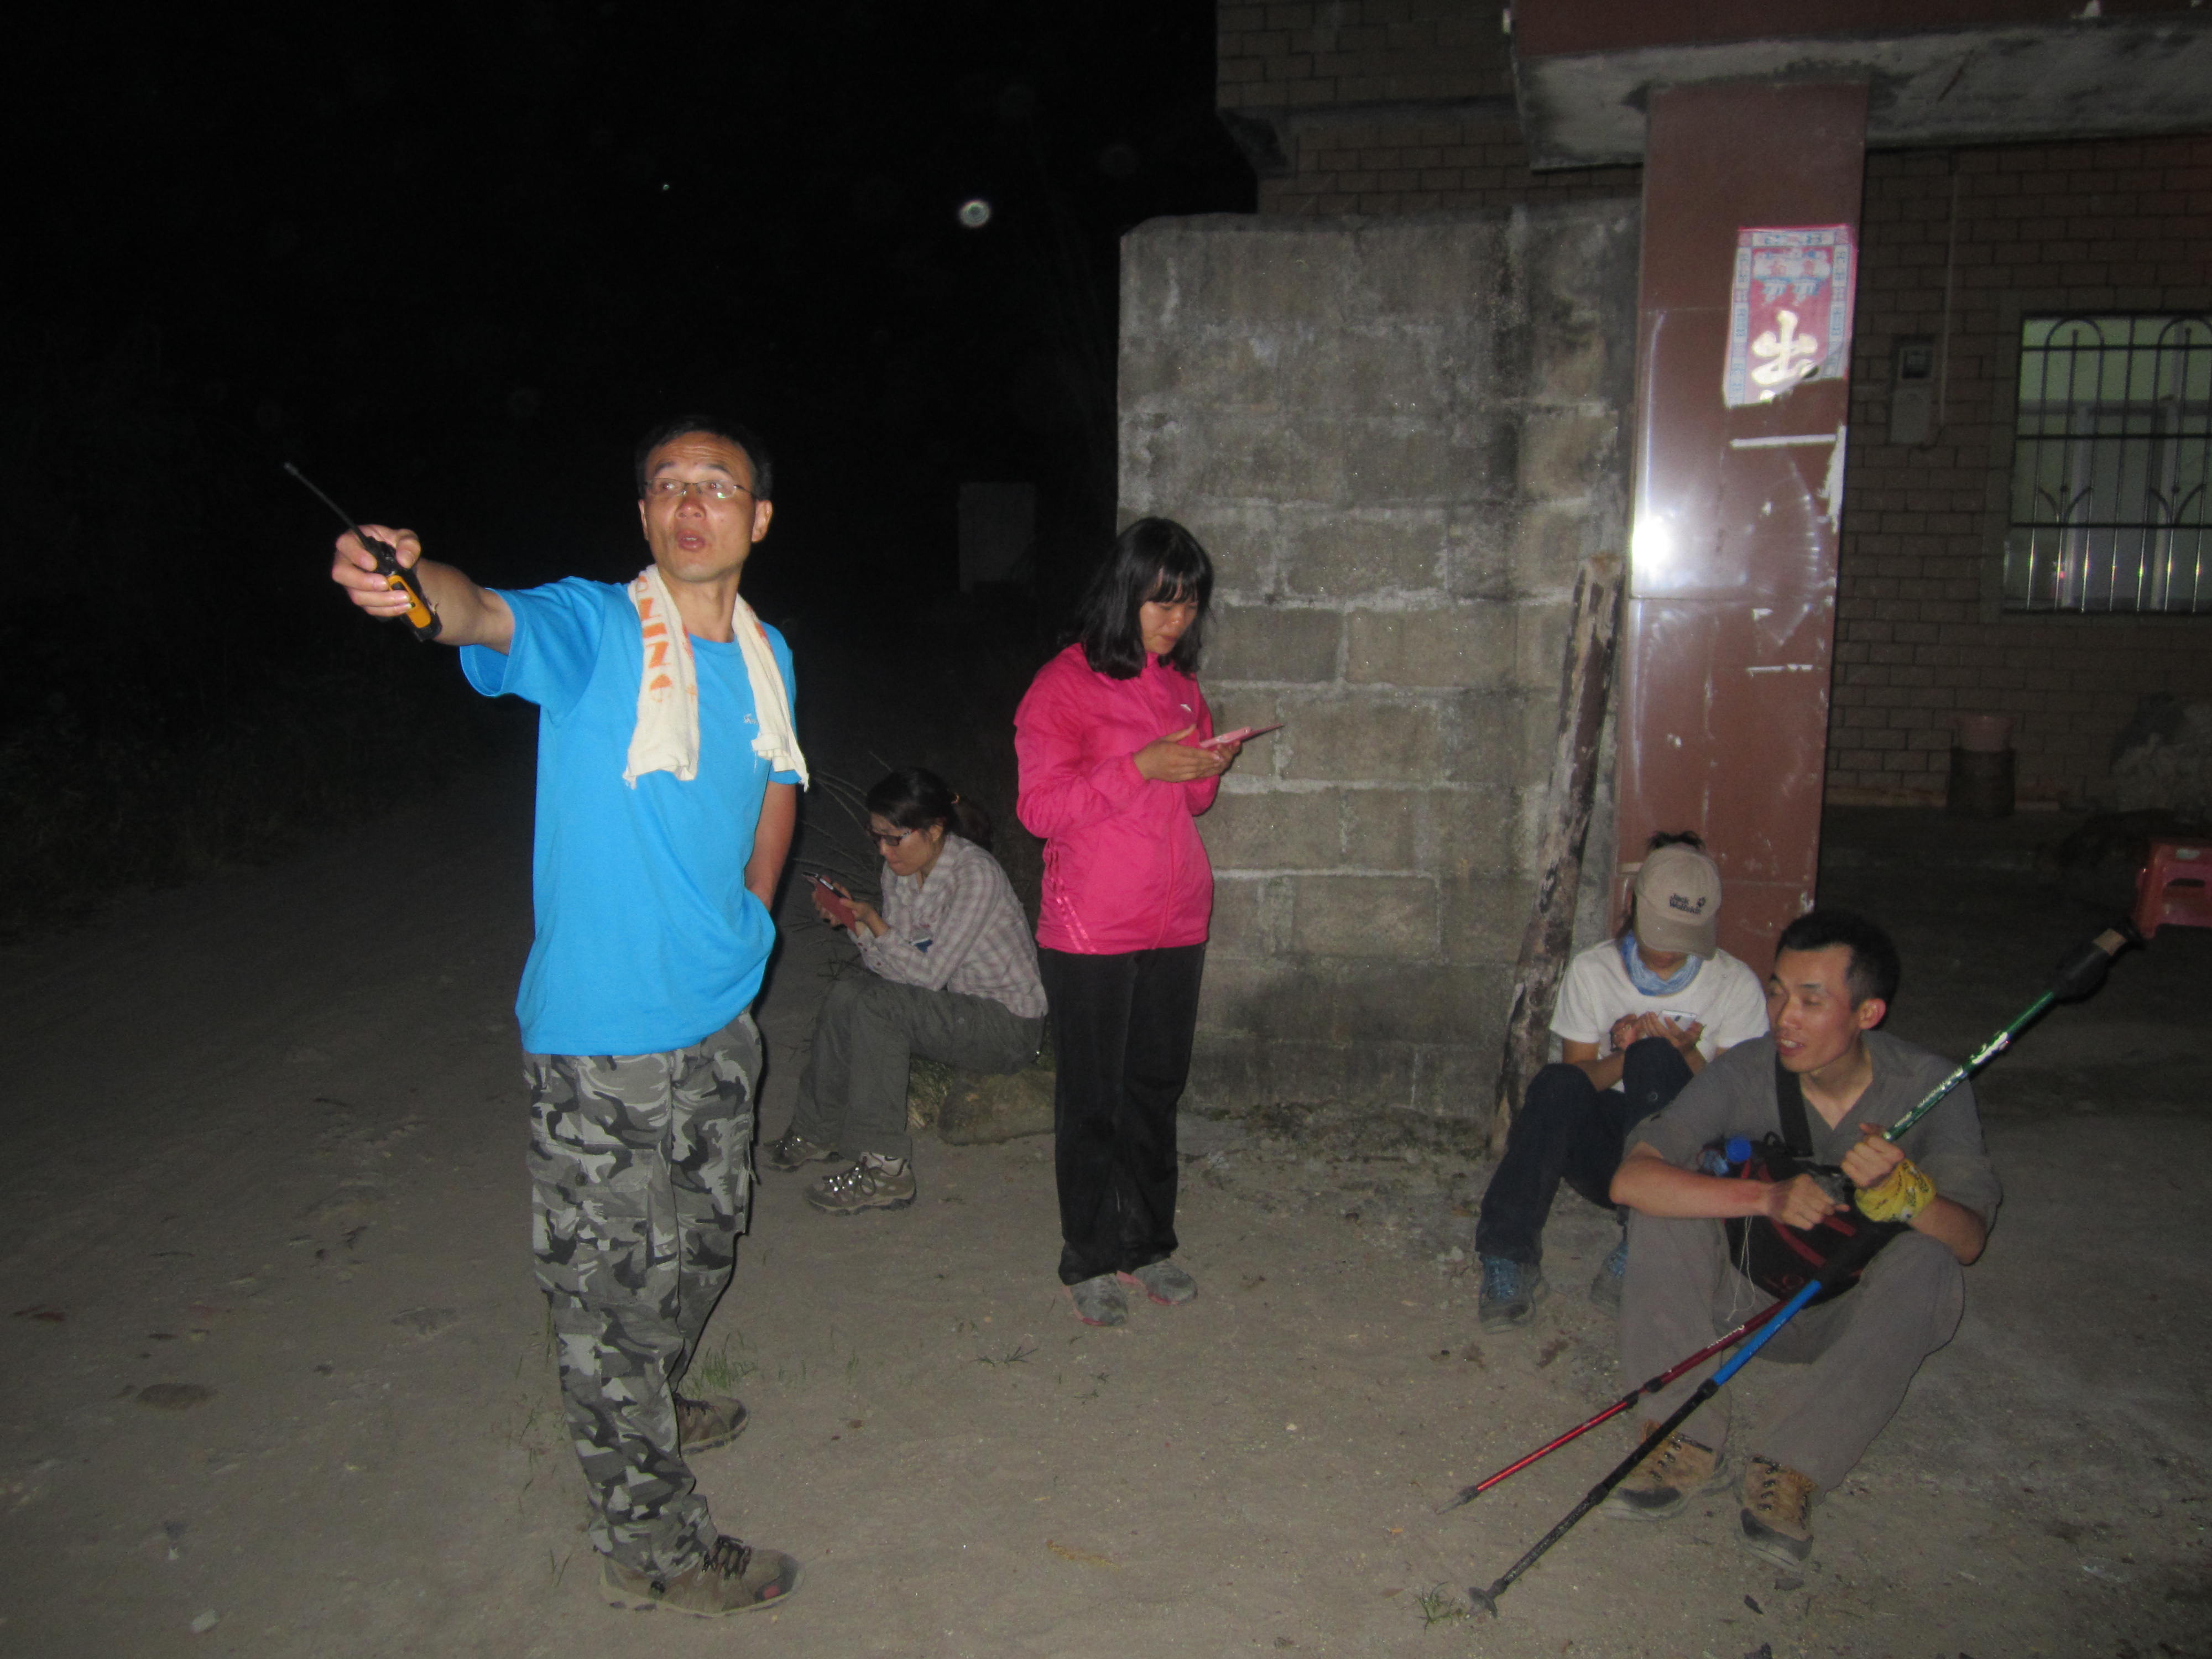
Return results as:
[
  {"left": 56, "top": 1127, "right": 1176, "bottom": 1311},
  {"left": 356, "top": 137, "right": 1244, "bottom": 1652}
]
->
[
  {"left": 1199, "top": 722, "right": 1284, "bottom": 749},
  {"left": 806, "top": 873, "right": 857, "bottom": 928},
  {"left": 1661, "top": 1009, "right": 1702, "bottom": 1029}
]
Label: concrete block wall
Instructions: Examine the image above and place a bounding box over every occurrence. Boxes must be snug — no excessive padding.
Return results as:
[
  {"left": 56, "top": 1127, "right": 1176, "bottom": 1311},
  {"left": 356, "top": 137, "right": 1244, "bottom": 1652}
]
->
[
  {"left": 1830, "top": 137, "right": 2212, "bottom": 806},
  {"left": 1215, "top": 20, "right": 2212, "bottom": 808},
  {"left": 1119, "top": 204, "right": 1639, "bottom": 1114}
]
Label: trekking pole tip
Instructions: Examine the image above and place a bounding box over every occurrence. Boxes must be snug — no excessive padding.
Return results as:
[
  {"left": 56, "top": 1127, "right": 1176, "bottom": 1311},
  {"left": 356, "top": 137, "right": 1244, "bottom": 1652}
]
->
[{"left": 1467, "top": 1584, "right": 1500, "bottom": 1619}]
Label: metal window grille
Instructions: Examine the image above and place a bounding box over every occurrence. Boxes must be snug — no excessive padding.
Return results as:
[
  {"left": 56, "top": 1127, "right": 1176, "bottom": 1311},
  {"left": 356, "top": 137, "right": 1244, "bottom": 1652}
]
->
[{"left": 2003, "top": 314, "right": 2211, "bottom": 615}]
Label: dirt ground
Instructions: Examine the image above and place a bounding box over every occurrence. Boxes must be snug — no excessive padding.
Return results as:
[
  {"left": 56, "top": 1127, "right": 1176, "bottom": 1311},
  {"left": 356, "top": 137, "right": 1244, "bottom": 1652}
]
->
[{"left": 1, "top": 768, "right": 2206, "bottom": 1658}]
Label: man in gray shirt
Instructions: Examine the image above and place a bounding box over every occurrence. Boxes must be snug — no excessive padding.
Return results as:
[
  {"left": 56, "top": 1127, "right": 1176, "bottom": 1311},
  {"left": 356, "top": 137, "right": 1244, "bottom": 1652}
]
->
[{"left": 1601, "top": 910, "right": 2000, "bottom": 1567}]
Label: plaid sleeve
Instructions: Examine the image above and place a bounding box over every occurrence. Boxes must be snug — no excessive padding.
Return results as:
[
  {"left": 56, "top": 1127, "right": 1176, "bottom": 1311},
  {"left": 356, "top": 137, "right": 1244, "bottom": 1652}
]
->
[{"left": 857, "top": 849, "right": 994, "bottom": 994}]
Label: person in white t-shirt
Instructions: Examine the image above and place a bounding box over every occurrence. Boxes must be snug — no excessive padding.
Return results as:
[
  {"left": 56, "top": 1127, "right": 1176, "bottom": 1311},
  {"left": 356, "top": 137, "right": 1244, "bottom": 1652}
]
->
[{"left": 1475, "top": 834, "right": 1769, "bottom": 1332}]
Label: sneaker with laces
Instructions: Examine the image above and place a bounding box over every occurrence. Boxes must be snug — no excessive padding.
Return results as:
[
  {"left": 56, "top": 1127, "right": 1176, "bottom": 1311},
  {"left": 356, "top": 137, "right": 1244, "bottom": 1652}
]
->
[
  {"left": 601, "top": 1534, "right": 801, "bottom": 1617},
  {"left": 1588, "top": 1234, "right": 1629, "bottom": 1311},
  {"left": 1066, "top": 1273, "right": 1128, "bottom": 1327},
  {"left": 1738, "top": 1454, "right": 1818, "bottom": 1566},
  {"left": 805, "top": 1154, "right": 916, "bottom": 1214},
  {"left": 763, "top": 1129, "right": 837, "bottom": 1173},
  {"left": 673, "top": 1393, "right": 749, "bottom": 1454},
  {"left": 1477, "top": 1256, "right": 1546, "bottom": 1332},
  {"left": 1600, "top": 1428, "right": 1733, "bottom": 1521},
  {"left": 1117, "top": 1260, "right": 1198, "bottom": 1305}
]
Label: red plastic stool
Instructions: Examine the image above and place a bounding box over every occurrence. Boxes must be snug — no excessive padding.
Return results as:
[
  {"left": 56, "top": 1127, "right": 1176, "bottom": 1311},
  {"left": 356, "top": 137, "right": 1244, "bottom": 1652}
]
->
[{"left": 2133, "top": 838, "right": 2212, "bottom": 939}]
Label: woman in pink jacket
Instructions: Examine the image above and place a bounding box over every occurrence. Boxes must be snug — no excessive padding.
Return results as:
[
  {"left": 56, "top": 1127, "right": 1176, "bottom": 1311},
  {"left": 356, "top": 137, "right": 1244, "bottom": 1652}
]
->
[{"left": 1014, "top": 518, "right": 1244, "bottom": 1327}]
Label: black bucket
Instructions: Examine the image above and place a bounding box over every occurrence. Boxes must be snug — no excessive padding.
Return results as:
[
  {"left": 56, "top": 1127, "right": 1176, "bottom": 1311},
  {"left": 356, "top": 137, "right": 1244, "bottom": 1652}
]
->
[{"left": 1947, "top": 747, "right": 2015, "bottom": 818}]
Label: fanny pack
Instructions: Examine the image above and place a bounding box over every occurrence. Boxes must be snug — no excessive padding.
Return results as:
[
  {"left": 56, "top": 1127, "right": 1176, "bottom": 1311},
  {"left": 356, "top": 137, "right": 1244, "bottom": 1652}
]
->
[{"left": 1717, "top": 1058, "right": 1904, "bottom": 1308}]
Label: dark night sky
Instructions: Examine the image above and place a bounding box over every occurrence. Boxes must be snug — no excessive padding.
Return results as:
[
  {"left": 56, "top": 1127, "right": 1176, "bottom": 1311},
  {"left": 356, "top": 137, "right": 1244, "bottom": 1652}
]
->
[{"left": 6, "top": 2, "right": 1251, "bottom": 675}]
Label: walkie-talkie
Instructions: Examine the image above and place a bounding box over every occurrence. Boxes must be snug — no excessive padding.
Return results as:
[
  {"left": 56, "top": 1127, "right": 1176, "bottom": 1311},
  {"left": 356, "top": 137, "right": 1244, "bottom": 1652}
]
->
[{"left": 284, "top": 462, "right": 442, "bottom": 641}]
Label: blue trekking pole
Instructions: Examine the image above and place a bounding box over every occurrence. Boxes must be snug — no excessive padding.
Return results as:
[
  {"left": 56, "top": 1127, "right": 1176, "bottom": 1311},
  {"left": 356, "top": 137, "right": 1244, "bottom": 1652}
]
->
[
  {"left": 1464, "top": 1225, "right": 1884, "bottom": 1617},
  {"left": 1463, "top": 920, "right": 2141, "bottom": 1617}
]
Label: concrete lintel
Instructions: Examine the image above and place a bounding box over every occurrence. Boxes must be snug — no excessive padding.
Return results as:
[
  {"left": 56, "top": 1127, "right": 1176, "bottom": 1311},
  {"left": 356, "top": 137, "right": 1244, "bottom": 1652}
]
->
[{"left": 1517, "top": 19, "right": 2212, "bottom": 169}]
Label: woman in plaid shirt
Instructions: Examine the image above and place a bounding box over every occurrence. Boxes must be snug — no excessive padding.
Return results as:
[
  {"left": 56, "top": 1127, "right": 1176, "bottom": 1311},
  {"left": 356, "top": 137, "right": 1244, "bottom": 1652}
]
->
[{"left": 766, "top": 768, "right": 1047, "bottom": 1212}]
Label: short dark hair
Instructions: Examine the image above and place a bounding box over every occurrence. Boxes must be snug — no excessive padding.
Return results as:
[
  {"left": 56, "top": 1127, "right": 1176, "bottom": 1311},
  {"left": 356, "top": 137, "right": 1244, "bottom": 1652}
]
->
[
  {"left": 633, "top": 415, "right": 774, "bottom": 500},
  {"left": 1775, "top": 908, "right": 1901, "bottom": 1006},
  {"left": 865, "top": 766, "right": 993, "bottom": 851},
  {"left": 1072, "top": 517, "right": 1214, "bottom": 680}
]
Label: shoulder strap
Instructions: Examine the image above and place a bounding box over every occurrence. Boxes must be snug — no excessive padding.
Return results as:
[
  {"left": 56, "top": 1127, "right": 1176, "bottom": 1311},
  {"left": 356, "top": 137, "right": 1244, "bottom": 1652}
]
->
[{"left": 1772, "top": 1051, "right": 1814, "bottom": 1158}]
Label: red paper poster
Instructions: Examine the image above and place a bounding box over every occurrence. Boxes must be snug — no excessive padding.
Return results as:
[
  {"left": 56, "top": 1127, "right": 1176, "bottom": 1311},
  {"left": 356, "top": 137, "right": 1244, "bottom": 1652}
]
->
[{"left": 1724, "top": 225, "right": 1855, "bottom": 407}]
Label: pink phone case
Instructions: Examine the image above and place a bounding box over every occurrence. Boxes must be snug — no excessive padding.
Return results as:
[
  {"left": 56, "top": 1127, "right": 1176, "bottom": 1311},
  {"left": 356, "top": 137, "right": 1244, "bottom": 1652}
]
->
[{"left": 1199, "top": 722, "right": 1283, "bottom": 749}]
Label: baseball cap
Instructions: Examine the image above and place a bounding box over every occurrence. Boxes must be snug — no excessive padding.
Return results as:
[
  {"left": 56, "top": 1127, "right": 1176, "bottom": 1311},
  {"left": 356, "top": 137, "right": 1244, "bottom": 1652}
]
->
[{"left": 1634, "top": 844, "right": 1722, "bottom": 958}]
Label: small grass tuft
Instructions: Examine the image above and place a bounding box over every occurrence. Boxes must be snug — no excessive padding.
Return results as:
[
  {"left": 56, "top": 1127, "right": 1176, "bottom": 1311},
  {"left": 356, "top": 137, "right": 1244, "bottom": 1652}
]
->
[
  {"left": 690, "top": 1338, "right": 760, "bottom": 1395},
  {"left": 1415, "top": 1585, "right": 1467, "bottom": 1629}
]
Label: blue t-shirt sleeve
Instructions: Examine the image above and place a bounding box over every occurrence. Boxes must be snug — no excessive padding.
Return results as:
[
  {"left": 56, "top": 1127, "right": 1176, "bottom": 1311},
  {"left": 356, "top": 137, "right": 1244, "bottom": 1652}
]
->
[
  {"left": 763, "top": 623, "right": 801, "bottom": 786},
  {"left": 461, "top": 580, "right": 608, "bottom": 719}
]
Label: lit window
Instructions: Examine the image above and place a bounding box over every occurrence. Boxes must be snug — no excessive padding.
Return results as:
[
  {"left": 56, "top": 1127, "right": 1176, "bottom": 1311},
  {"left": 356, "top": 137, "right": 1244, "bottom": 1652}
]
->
[{"left": 2004, "top": 315, "right": 2210, "bottom": 614}]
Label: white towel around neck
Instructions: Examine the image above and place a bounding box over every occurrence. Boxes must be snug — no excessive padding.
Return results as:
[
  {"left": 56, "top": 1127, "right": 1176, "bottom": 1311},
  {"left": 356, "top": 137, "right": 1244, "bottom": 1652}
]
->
[{"left": 622, "top": 566, "right": 808, "bottom": 789}]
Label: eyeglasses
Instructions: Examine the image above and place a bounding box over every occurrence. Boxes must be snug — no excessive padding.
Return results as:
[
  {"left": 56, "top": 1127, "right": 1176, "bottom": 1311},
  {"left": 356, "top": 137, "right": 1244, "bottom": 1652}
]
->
[
  {"left": 870, "top": 827, "right": 920, "bottom": 851},
  {"left": 646, "top": 478, "right": 757, "bottom": 503}
]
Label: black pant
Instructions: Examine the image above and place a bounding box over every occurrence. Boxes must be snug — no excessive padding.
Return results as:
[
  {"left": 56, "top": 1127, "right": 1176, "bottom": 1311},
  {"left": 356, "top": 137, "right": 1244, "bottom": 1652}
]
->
[
  {"left": 1474, "top": 1036, "right": 1693, "bottom": 1266},
  {"left": 1039, "top": 943, "right": 1205, "bottom": 1286}
]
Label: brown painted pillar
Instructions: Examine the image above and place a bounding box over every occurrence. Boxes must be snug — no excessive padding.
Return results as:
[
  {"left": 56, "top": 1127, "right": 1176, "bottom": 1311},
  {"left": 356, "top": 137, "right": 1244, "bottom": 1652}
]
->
[{"left": 1615, "top": 82, "right": 1868, "bottom": 967}]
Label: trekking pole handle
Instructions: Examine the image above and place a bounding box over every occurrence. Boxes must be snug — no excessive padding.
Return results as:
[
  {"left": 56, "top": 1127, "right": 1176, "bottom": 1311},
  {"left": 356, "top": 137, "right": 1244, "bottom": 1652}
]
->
[{"left": 1882, "top": 920, "right": 2140, "bottom": 1145}]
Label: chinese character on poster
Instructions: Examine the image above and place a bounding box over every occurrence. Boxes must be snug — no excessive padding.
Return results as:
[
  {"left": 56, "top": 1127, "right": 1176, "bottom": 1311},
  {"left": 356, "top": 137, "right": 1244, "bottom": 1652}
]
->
[{"left": 1724, "top": 226, "right": 1856, "bottom": 407}]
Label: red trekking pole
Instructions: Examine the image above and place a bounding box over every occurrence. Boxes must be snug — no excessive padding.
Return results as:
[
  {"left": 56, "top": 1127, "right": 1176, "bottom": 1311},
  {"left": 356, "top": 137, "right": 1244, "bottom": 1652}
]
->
[{"left": 1434, "top": 1298, "right": 1783, "bottom": 1513}]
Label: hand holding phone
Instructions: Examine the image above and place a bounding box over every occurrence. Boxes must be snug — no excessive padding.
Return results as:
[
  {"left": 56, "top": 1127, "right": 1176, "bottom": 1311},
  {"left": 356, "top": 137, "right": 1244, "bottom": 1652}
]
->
[
  {"left": 806, "top": 873, "right": 858, "bottom": 929},
  {"left": 1198, "top": 722, "right": 1283, "bottom": 750}
]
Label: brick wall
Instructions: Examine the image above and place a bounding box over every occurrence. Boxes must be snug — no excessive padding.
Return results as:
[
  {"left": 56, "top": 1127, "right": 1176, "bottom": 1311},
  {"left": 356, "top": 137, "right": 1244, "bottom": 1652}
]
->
[
  {"left": 1253, "top": 109, "right": 1641, "bottom": 216},
  {"left": 1830, "top": 137, "right": 2212, "bottom": 806},
  {"left": 1217, "top": 1, "right": 1513, "bottom": 113},
  {"left": 1119, "top": 204, "right": 1640, "bottom": 1113},
  {"left": 1218, "top": 1, "right": 1640, "bottom": 213},
  {"left": 1215, "top": 17, "right": 2212, "bottom": 807}
]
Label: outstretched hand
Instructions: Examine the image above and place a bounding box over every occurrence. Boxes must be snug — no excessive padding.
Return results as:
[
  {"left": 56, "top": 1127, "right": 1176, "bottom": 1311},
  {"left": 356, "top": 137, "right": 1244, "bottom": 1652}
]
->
[
  {"left": 326, "top": 526, "right": 509, "bottom": 650},
  {"left": 1133, "top": 724, "right": 1232, "bottom": 783},
  {"left": 330, "top": 524, "right": 424, "bottom": 621}
]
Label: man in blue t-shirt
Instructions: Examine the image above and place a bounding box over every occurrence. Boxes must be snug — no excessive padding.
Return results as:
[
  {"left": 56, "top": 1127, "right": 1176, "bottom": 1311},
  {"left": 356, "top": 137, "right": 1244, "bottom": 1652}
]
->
[{"left": 329, "top": 416, "right": 804, "bottom": 1619}]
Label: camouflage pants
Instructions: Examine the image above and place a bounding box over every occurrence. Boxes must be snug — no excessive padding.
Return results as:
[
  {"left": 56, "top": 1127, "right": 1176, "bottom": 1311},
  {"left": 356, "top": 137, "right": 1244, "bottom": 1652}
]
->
[{"left": 524, "top": 1014, "right": 759, "bottom": 1576}]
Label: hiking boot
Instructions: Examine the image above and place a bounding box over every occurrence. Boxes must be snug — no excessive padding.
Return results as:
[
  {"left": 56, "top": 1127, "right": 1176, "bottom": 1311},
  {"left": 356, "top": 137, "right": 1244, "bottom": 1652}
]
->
[
  {"left": 1067, "top": 1274, "right": 1128, "bottom": 1327},
  {"left": 1588, "top": 1235, "right": 1629, "bottom": 1312},
  {"left": 1118, "top": 1260, "right": 1198, "bottom": 1305},
  {"left": 763, "top": 1129, "right": 837, "bottom": 1173},
  {"left": 1739, "top": 1455, "right": 1818, "bottom": 1566},
  {"left": 674, "top": 1393, "right": 749, "bottom": 1454},
  {"left": 1600, "top": 1429, "right": 1733, "bottom": 1522},
  {"left": 1477, "top": 1257, "right": 1546, "bottom": 1332},
  {"left": 805, "top": 1154, "right": 916, "bottom": 1214},
  {"left": 601, "top": 1534, "right": 801, "bottom": 1617}
]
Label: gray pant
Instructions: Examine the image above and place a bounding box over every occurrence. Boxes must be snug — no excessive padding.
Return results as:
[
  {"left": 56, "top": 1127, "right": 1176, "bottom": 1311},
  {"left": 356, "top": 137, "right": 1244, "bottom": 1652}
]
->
[
  {"left": 789, "top": 974, "right": 1042, "bottom": 1162},
  {"left": 1620, "top": 1209, "right": 1965, "bottom": 1490},
  {"left": 524, "top": 1013, "right": 758, "bottom": 1576}
]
